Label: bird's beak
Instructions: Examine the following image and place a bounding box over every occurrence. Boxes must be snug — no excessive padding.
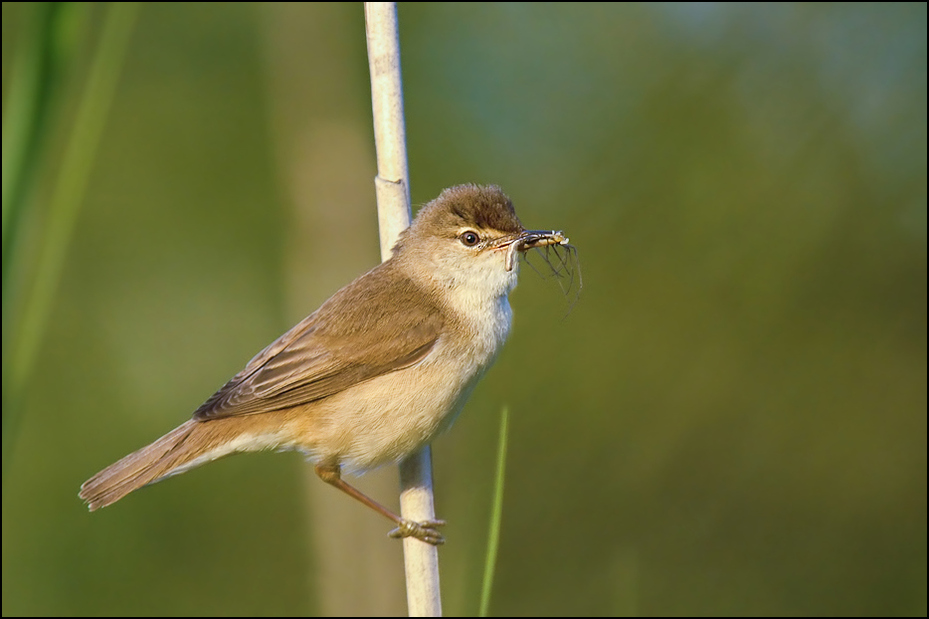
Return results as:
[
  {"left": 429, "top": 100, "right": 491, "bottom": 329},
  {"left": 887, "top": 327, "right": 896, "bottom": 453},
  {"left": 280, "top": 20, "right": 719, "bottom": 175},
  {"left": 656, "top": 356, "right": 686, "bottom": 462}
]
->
[{"left": 490, "top": 230, "right": 570, "bottom": 272}]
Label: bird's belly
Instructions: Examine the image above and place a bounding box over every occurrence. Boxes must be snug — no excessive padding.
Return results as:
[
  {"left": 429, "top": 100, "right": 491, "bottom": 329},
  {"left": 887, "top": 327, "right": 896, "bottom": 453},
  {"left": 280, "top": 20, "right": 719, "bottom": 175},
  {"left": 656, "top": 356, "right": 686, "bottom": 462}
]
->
[
  {"left": 298, "top": 362, "right": 469, "bottom": 471},
  {"left": 302, "top": 321, "right": 509, "bottom": 471}
]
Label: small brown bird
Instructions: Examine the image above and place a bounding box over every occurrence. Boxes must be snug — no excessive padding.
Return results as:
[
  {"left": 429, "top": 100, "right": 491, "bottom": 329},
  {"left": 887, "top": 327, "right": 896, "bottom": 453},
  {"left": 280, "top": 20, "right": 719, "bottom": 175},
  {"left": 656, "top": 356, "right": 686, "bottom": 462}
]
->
[{"left": 79, "top": 184, "right": 569, "bottom": 544}]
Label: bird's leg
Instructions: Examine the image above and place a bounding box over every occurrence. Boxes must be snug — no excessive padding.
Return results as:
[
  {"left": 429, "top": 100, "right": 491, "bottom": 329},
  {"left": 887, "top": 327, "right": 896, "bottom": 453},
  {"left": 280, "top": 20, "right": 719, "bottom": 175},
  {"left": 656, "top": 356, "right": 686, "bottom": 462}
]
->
[{"left": 314, "top": 463, "right": 446, "bottom": 545}]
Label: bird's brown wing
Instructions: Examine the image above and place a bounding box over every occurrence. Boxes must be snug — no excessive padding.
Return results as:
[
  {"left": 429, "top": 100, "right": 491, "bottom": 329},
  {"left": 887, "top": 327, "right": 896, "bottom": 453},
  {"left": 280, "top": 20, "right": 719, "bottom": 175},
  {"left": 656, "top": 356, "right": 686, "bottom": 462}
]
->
[{"left": 193, "top": 263, "right": 443, "bottom": 420}]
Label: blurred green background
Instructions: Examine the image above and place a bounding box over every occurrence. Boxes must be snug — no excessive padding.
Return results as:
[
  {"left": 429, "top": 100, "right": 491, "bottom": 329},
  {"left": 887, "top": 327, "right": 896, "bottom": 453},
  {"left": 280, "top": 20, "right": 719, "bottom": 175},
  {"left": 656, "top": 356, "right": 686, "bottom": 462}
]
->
[{"left": 2, "top": 2, "right": 925, "bottom": 616}]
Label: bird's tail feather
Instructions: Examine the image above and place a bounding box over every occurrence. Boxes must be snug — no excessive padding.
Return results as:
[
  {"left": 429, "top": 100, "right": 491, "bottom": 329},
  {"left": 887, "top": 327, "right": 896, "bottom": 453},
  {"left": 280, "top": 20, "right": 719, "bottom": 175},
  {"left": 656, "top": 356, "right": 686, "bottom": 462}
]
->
[{"left": 79, "top": 420, "right": 204, "bottom": 511}]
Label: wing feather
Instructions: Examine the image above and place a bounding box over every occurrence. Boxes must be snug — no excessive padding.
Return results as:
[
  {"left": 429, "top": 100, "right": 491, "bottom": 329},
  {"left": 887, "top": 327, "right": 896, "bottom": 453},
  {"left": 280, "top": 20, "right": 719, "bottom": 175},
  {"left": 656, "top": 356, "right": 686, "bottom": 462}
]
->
[{"left": 193, "top": 261, "right": 443, "bottom": 420}]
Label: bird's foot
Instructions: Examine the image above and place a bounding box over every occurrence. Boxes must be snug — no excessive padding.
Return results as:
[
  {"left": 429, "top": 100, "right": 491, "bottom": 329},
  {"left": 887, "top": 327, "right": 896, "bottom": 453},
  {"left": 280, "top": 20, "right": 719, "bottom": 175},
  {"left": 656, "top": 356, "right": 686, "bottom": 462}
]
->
[{"left": 388, "top": 518, "right": 447, "bottom": 545}]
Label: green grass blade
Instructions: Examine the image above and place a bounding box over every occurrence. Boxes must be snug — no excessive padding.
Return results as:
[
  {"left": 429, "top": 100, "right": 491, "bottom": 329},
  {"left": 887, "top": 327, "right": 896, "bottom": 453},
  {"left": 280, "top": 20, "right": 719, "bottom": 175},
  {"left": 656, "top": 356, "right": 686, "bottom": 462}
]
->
[
  {"left": 2, "top": 2, "right": 140, "bottom": 478},
  {"left": 2, "top": 2, "right": 60, "bottom": 255},
  {"left": 479, "top": 406, "right": 509, "bottom": 617}
]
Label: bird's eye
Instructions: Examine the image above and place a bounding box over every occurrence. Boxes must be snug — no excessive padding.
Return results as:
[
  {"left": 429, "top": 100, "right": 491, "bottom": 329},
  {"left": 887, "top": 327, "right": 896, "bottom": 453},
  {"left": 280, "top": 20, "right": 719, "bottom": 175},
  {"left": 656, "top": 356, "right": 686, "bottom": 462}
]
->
[{"left": 459, "top": 231, "right": 480, "bottom": 247}]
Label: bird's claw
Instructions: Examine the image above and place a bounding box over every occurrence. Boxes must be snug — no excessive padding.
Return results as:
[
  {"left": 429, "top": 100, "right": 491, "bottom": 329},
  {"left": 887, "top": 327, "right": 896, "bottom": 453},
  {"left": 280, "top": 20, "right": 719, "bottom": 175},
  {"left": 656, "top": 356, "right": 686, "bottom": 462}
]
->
[{"left": 388, "top": 518, "right": 447, "bottom": 545}]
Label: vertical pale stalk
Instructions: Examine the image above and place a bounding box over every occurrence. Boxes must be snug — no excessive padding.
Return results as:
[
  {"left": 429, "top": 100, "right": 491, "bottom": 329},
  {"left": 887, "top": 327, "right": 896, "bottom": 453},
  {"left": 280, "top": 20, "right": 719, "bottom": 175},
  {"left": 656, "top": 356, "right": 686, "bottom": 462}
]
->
[
  {"left": 364, "top": 3, "right": 442, "bottom": 616},
  {"left": 365, "top": 2, "right": 411, "bottom": 258}
]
